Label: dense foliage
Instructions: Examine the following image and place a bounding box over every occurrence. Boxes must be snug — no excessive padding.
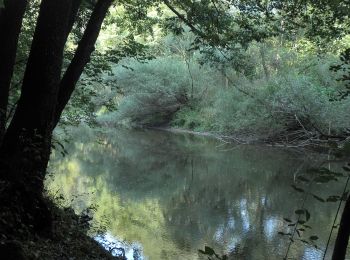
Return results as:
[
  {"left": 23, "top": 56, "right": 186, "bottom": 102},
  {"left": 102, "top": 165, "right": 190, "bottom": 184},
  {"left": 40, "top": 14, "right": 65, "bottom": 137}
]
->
[
  {"left": 35, "top": 1, "right": 348, "bottom": 143},
  {"left": 95, "top": 34, "right": 350, "bottom": 141},
  {"left": 1, "top": 0, "right": 350, "bottom": 259}
]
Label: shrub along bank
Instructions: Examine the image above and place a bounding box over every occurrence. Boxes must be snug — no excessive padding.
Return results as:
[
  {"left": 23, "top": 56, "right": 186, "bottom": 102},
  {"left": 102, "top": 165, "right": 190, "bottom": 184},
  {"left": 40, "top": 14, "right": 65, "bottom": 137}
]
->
[{"left": 97, "top": 39, "right": 350, "bottom": 145}]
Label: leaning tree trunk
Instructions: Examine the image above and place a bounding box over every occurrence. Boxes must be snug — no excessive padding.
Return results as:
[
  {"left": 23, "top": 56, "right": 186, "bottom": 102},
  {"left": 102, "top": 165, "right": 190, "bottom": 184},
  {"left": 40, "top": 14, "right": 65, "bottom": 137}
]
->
[
  {"left": 0, "top": 0, "right": 27, "bottom": 144},
  {"left": 332, "top": 195, "right": 350, "bottom": 259},
  {"left": 0, "top": 0, "right": 72, "bottom": 191},
  {"left": 0, "top": 0, "right": 72, "bottom": 233},
  {"left": 64, "top": 0, "right": 83, "bottom": 44},
  {"left": 53, "top": 0, "right": 113, "bottom": 128}
]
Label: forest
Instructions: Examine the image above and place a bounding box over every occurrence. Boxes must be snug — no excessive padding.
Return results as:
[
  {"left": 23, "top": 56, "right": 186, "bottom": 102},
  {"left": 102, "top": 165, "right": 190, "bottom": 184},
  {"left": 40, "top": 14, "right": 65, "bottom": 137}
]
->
[{"left": 0, "top": 0, "right": 350, "bottom": 259}]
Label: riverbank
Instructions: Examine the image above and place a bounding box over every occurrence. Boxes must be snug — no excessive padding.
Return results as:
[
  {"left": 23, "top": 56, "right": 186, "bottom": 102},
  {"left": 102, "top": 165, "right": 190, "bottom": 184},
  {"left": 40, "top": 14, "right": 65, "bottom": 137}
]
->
[
  {"left": 49, "top": 125, "right": 348, "bottom": 259},
  {"left": 0, "top": 180, "right": 120, "bottom": 260},
  {"left": 150, "top": 126, "right": 350, "bottom": 151},
  {"left": 150, "top": 126, "right": 260, "bottom": 144}
]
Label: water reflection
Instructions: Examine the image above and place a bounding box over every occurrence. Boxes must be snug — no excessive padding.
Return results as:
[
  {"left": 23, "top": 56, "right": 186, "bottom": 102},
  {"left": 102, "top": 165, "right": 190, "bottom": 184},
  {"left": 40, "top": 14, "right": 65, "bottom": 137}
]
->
[
  {"left": 95, "top": 233, "right": 144, "bottom": 259},
  {"left": 47, "top": 127, "right": 345, "bottom": 259}
]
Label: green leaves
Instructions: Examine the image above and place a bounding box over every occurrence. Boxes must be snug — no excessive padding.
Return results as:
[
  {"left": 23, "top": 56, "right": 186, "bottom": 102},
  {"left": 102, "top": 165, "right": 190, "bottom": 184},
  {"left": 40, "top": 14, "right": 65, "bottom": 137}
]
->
[
  {"left": 278, "top": 231, "right": 292, "bottom": 236},
  {"left": 307, "top": 167, "right": 343, "bottom": 183},
  {"left": 327, "top": 195, "right": 341, "bottom": 202},
  {"left": 312, "top": 194, "right": 325, "bottom": 202},
  {"left": 314, "top": 175, "right": 338, "bottom": 183},
  {"left": 309, "top": 235, "right": 318, "bottom": 241},
  {"left": 297, "top": 176, "right": 310, "bottom": 182},
  {"left": 291, "top": 185, "right": 304, "bottom": 193},
  {"left": 198, "top": 246, "right": 227, "bottom": 260},
  {"left": 295, "top": 209, "right": 305, "bottom": 215},
  {"left": 307, "top": 167, "right": 343, "bottom": 177},
  {"left": 341, "top": 191, "right": 349, "bottom": 201},
  {"left": 343, "top": 166, "right": 350, "bottom": 172},
  {"left": 198, "top": 246, "right": 215, "bottom": 256},
  {"left": 281, "top": 208, "right": 312, "bottom": 240},
  {"left": 305, "top": 210, "right": 311, "bottom": 222},
  {"left": 282, "top": 160, "right": 350, "bottom": 255}
]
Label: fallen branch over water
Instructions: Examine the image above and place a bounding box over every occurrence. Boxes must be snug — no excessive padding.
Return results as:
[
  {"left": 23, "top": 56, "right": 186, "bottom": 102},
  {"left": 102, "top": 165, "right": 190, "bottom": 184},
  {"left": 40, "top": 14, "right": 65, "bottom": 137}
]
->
[{"left": 150, "top": 126, "right": 350, "bottom": 151}]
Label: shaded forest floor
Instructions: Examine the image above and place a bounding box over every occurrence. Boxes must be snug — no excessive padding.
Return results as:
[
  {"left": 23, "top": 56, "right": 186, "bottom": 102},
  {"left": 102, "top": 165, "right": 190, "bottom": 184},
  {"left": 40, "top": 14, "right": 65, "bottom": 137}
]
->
[{"left": 0, "top": 180, "right": 120, "bottom": 260}]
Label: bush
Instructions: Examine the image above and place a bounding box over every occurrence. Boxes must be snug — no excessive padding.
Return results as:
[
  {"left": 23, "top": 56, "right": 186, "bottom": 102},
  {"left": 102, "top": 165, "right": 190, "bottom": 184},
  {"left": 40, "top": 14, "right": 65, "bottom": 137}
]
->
[
  {"left": 99, "top": 57, "right": 220, "bottom": 126},
  {"left": 99, "top": 39, "right": 350, "bottom": 140},
  {"left": 172, "top": 46, "right": 350, "bottom": 138},
  {"left": 201, "top": 60, "right": 349, "bottom": 137}
]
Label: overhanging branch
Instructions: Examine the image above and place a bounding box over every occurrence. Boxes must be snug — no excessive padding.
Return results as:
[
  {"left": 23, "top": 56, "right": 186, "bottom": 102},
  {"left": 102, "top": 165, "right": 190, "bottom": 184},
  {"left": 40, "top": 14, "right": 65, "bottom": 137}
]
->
[{"left": 162, "top": 0, "right": 207, "bottom": 39}]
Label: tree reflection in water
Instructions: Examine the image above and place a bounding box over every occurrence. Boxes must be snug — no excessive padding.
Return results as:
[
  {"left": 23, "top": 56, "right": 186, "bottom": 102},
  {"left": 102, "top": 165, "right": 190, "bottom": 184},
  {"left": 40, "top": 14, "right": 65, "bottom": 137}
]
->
[{"left": 47, "top": 127, "right": 344, "bottom": 259}]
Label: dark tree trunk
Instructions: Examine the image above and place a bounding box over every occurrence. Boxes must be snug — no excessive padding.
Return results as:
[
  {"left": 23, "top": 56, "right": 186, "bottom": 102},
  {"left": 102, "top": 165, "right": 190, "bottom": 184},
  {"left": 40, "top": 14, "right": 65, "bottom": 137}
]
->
[
  {"left": 0, "top": 0, "right": 73, "bottom": 234},
  {"left": 332, "top": 196, "right": 350, "bottom": 260},
  {"left": 0, "top": 0, "right": 72, "bottom": 191},
  {"left": 53, "top": 0, "right": 113, "bottom": 128},
  {"left": 0, "top": 0, "right": 112, "bottom": 236},
  {"left": 260, "top": 44, "right": 269, "bottom": 80},
  {"left": 65, "top": 0, "right": 83, "bottom": 43},
  {"left": 0, "top": 0, "right": 27, "bottom": 144},
  {"left": 0, "top": 5, "right": 3, "bottom": 26}
]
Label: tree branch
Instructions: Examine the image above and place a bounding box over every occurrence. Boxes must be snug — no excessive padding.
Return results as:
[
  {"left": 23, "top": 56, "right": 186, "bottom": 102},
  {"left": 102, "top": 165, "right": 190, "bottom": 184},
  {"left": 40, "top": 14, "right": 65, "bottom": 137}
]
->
[
  {"left": 53, "top": 0, "right": 113, "bottom": 128},
  {"left": 162, "top": 0, "right": 207, "bottom": 39},
  {"left": 65, "top": 0, "right": 83, "bottom": 43},
  {"left": 0, "top": 0, "right": 27, "bottom": 143}
]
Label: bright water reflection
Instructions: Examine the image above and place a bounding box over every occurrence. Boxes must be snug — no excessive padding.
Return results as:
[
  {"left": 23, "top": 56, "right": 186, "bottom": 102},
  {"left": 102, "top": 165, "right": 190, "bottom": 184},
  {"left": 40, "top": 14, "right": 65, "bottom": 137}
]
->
[{"left": 47, "top": 127, "right": 345, "bottom": 260}]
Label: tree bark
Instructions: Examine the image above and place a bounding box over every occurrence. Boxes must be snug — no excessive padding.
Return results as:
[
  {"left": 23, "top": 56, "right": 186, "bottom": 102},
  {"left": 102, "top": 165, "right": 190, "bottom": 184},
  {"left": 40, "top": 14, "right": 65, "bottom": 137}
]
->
[
  {"left": 53, "top": 0, "right": 113, "bottom": 128},
  {"left": 0, "top": 0, "right": 72, "bottom": 189},
  {"left": 163, "top": 0, "right": 207, "bottom": 39},
  {"left": 0, "top": 0, "right": 27, "bottom": 144},
  {"left": 332, "top": 196, "right": 350, "bottom": 260},
  {"left": 65, "top": 0, "right": 83, "bottom": 44},
  {"left": 259, "top": 44, "right": 270, "bottom": 80}
]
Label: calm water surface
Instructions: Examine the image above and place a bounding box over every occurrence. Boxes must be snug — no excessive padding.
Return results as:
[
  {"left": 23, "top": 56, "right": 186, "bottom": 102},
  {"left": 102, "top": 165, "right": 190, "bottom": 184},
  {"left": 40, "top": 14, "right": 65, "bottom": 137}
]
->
[{"left": 47, "top": 128, "right": 347, "bottom": 260}]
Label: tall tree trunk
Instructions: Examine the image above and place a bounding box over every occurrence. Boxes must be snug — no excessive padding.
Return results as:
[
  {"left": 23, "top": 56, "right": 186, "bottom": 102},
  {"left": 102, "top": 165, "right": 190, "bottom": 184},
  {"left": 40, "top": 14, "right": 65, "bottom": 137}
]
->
[
  {"left": 332, "top": 196, "right": 350, "bottom": 260},
  {"left": 260, "top": 44, "right": 269, "bottom": 80},
  {"left": 65, "top": 0, "right": 83, "bottom": 43},
  {"left": 0, "top": 4, "right": 3, "bottom": 25},
  {"left": 0, "top": 0, "right": 27, "bottom": 144},
  {"left": 0, "top": 0, "right": 72, "bottom": 190},
  {"left": 53, "top": 0, "right": 113, "bottom": 128}
]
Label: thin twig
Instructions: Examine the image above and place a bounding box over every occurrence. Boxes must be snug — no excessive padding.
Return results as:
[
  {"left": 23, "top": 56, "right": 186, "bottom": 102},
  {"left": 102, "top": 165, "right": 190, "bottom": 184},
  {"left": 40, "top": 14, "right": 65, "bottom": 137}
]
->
[{"left": 284, "top": 177, "right": 311, "bottom": 259}]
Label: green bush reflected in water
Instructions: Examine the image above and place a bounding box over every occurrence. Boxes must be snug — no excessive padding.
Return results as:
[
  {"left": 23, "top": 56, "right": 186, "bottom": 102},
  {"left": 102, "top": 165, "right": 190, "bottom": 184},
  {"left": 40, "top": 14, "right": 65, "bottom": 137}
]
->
[{"left": 47, "top": 128, "right": 344, "bottom": 260}]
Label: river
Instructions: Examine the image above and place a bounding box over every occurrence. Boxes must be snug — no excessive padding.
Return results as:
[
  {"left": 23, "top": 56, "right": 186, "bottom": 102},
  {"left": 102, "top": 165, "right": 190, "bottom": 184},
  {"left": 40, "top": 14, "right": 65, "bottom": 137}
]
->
[{"left": 47, "top": 127, "right": 347, "bottom": 260}]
